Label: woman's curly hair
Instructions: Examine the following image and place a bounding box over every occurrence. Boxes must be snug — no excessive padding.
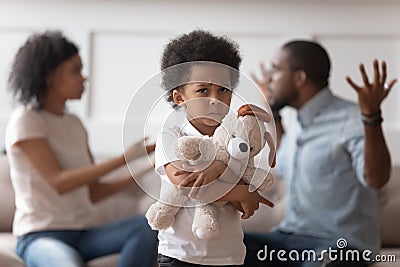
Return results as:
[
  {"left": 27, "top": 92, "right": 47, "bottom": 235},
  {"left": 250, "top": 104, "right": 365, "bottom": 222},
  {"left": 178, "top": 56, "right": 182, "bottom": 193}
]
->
[
  {"left": 160, "top": 29, "right": 242, "bottom": 108},
  {"left": 8, "top": 31, "right": 78, "bottom": 110}
]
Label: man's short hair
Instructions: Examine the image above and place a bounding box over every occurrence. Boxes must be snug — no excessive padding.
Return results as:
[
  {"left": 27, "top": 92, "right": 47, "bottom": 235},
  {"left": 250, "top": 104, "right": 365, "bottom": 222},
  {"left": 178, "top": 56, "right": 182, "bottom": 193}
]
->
[{"left": 282, "top": 40, "right": 331, "bottom": 89}]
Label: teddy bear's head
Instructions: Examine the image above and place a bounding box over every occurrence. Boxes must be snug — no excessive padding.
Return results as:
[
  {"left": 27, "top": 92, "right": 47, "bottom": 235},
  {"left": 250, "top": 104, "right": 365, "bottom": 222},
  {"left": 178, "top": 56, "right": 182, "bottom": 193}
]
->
[
  {"left": 237, "top": 115, "right": 267, "bottom": 158},
  {"left": 213, "top": 109, "right": 267, "bottom": 161},
  {"left": 174, "top": 104, "right": 274, "bottom": 176}
]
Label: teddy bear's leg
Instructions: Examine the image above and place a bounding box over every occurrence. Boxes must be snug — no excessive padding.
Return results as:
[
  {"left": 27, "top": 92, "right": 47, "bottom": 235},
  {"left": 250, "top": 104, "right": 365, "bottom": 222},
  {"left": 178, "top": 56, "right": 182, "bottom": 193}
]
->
[
  {"left": 192, "top": 202, "right": 219, "bottom": 240},
  {"left": 145, "top": 180, "right": 188, "bottom": 230},
  {"left": 145, "top": 201, "right": 181, "bottom": 230},
  {"left": 242, "top": 166, "right": 275, "bottom": 192}
]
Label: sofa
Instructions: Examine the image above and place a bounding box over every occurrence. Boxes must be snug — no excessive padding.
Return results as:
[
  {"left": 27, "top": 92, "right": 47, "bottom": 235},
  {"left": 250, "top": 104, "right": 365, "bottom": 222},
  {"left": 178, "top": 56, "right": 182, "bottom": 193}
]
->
[{"left": 1, "top": 153, "right": 399, "bottom": 266}]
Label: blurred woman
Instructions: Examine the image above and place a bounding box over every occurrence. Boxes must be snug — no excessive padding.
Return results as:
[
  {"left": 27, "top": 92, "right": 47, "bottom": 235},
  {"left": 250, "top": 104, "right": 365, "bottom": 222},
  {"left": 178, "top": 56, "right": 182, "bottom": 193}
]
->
[{"left": 5, "top": 31, "right": 158, "bottom": 267}]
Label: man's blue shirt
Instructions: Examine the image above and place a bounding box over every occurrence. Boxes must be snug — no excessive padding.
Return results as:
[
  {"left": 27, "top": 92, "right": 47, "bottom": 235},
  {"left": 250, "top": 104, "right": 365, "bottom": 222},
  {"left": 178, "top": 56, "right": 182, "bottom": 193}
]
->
[{"left": 276, "top": 88, "right": 380, "bottom": 254}]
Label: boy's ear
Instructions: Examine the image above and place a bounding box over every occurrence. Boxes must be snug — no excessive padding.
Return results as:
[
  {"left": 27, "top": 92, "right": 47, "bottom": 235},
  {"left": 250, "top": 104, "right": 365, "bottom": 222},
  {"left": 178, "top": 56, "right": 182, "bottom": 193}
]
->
[{"left": 173, "top": 89, "right": 185, "bottom": 106}]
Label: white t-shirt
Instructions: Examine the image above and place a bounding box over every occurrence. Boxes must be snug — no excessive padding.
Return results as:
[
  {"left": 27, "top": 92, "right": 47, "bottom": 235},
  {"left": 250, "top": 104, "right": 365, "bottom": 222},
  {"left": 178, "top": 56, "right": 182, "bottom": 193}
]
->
[
  {"left": 5, "top": 107, "right": 94, "bottom": 236},
  {"left": 155, "top": 119, "right": 246, "bottom": 265}
]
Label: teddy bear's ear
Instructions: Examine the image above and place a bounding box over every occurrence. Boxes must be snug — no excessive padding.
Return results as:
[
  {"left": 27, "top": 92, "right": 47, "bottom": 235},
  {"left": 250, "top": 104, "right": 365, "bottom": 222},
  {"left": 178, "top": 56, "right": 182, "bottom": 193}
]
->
[
  {"left": 264, "top": 131, "right": 276, "bottom": 168},
  {"left": 270, "top": 153, "right": 276, "bottom": 168},
  {"left": 237, "top": 104, "right": 272, "bottom": 123},
  {"left": 238, "top": 104, "right": 253, "bottom": 117}
]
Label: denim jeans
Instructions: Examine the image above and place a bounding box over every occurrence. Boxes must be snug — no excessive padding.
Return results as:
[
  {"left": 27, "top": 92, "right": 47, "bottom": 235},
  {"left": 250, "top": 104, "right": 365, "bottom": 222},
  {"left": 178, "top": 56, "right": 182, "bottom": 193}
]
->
[
  {"left": 16, "top": 215, "right": 158, "bottom": 267},
  {"left": 158, "top": 254, "right": 244, "bottom": 267},
  {"left": 244, "top": 230, "right": 369, "bottom": 267}
]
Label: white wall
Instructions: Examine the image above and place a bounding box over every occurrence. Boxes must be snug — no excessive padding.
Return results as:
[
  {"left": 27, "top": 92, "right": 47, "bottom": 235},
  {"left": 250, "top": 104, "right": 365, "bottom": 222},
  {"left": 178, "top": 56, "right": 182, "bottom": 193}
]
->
[{"left": 1, "top": 0, "right": 399, "bottom": 163}]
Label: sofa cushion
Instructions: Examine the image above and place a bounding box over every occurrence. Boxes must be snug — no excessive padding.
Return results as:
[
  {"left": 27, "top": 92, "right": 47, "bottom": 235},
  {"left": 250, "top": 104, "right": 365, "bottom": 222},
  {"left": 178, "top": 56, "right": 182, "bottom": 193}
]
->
[
  {"left": 0, "top": 155, "right": 14, "bottom": 232},
  {"left": 379, "top": 166, "right": 400, "bottom": 247},
  {"left": 0, "top": 233, "right": 24, "bottom": 267},
  {"left": 87, "top": 254, "right": 119, "bottom": 267}
]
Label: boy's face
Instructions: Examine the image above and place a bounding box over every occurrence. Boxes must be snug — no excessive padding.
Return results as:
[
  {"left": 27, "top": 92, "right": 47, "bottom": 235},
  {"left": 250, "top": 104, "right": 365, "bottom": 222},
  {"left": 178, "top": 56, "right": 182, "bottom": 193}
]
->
[{"left": 173, "top": 64, "right": 232, "bottom": 128}]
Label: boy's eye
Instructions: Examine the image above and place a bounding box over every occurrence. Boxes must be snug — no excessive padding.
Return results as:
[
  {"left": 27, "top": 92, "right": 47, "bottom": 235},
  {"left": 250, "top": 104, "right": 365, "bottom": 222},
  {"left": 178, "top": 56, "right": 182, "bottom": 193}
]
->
[
  {"left": 220, "top": 87, "right": 230, "bottom": 92},
  {"left": 197, "top": 88, "right": 207, "bottom": 93}
]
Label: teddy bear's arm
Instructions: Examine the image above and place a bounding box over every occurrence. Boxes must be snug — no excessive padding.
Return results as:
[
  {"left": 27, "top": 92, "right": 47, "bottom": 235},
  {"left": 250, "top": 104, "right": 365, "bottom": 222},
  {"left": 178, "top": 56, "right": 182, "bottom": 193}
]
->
[
  {"left": 176, "top": 136, "right": 204, "bottom": 161},
  {"left": 242, "top": 166, "right": 274, "bottom": 192},
  {"left": 176, "top": 136, "right": 216, "bottom": 163}
]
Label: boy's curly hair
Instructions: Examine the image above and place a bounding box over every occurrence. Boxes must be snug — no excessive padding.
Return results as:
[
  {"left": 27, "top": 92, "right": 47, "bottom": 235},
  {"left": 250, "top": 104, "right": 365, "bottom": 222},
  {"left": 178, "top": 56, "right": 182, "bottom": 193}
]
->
[
  {"left": 161, "top": 29, "right": 242, "bottom": 108},
  {"left": 8, "top": 31, "right": 78, "bottom": 110}
]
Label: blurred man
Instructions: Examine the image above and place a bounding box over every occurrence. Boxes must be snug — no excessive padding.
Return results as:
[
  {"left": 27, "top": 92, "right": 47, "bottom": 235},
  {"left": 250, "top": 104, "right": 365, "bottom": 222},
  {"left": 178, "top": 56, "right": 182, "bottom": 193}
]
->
[{"left": 245, "top": 40, "right": 397, "bottom": 267}]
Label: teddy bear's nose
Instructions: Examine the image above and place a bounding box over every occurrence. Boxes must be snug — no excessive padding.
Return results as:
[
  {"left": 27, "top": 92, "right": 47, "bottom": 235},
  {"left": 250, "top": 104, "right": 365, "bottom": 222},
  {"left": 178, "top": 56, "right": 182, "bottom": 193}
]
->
[
  {"left": 239, "top": 143, "right": 248, "bottom": 152},
  {"left": 227, "top": 137, "right": 249, "bottom": 160}
]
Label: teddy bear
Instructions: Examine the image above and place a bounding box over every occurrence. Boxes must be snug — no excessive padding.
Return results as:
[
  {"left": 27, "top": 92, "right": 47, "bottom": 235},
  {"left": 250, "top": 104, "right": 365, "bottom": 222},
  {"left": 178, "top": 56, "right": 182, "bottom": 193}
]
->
[{"left": 145, "top": 104, "right": 275, "bottom": 240}]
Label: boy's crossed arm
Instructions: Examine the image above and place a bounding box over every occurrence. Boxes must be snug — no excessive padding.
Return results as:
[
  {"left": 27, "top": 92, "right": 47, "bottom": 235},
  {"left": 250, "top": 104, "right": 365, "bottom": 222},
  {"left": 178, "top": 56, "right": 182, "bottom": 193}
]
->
[
  {"left": 164, "top": 160, "right": 274, "bottom": 219},
  {"left": 167, "top": 160, "right": 226, "bottom": 188}
]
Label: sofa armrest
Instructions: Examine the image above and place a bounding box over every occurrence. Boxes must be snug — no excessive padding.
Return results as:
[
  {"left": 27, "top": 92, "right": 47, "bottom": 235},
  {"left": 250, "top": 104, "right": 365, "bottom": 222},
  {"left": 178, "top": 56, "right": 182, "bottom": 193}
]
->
[
  {"left": 0, "top": 155, "right": 14, "bottom": 232},
  {"left": 0, "top": 233, "right": 24, "bottom": 267}
]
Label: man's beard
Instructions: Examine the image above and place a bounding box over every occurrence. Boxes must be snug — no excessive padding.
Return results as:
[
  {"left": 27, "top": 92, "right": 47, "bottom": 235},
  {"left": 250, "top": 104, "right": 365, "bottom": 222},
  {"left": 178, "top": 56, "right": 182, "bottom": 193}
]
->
[{"left": 269, "top": 98, "right": 286, "bottom": 112}]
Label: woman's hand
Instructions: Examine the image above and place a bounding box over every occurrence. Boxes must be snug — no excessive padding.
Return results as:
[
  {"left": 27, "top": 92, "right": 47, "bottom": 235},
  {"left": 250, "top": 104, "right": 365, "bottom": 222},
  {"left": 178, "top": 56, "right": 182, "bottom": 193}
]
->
[
  {"left": 124, "top": 137, "right": 155, "bottom": 163},
  {"left": 346, "top": 59, "right": 397, "bottom": 115}
]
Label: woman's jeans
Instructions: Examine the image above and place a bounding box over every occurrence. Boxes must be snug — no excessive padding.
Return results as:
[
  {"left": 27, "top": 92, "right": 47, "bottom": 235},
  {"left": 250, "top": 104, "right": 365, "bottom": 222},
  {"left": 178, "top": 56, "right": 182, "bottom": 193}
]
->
[{"left": 16, "top": 215, "right": 158, "bottom": 267}]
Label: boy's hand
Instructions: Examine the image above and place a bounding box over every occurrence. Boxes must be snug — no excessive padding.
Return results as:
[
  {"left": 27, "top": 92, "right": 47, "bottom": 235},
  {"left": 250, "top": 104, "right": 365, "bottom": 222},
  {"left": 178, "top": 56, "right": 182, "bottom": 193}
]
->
[
  {"left": 174, "top": 160, "right": 227, "bottom": 197},
  {"left": 239, "top": 191, "right": 274, "bottom": 219}
]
